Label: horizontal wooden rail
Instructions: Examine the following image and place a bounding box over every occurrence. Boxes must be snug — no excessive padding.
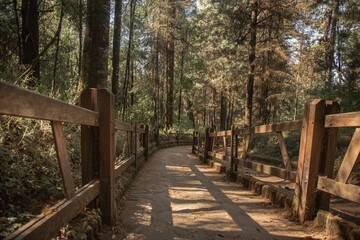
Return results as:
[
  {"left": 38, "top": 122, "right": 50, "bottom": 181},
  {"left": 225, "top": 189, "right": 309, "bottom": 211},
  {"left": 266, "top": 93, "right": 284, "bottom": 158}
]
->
[
  {"left": 317, "top": 177, "right": 360, "bottom": 204},
  {"left": 236, "top": 158, "right": 296, "bottom": 181},
  {"left": 234, "top": 120, "right": 302, "bottom": 135},
  {"left": 115, "top": 120, "right": 135, "bottom": 131},
  {"left": 325, "top": 112, "right": 360, "bottom": 127},
  {"left": 5, "top": 180, "right": 99, "bottom": 240},
  {"left": 114, "top": 156, "right": 135, "bottom": 178},
  {"left": 0, "top": 81, "right": 98, "bottom": 126}
]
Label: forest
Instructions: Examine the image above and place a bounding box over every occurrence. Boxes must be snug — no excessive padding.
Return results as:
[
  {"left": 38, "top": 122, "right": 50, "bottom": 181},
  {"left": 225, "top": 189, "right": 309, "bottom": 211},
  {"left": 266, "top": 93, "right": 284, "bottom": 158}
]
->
[{"left": 0, "top": 0, "right": 360, "bottom": 238}]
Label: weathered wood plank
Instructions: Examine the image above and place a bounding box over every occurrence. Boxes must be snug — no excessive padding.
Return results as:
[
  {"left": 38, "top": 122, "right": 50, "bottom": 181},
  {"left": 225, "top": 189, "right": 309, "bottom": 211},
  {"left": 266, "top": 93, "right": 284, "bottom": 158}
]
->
[
  {"left": 335, "top": 128, "right": 360, "bottom": 183},
  {"left": 294, "top": 99, "right": 326, "bottom": 223},
  {"left": 144, "top": 125, "right": 149, "bottom": 160},
  {"left": 325, "top": 111, "right": 360, "bottom": 128},
  {"left": 317, "top": 177, "right": 360, "bottom": 204},
  {"left": 243, "top": 134, "right": 251, "bottom": 159},
  {"left": 115, "top": 120, "right": 135, "bottom": 132},
  {"left": 0, "top": 81, "right": 98, "bottom": 126},
  {"left": 234, "top": 120, "right": 302, "bottom": 135},
  {"left": 5, "top": 180, "right": 99, "bottom": 240},
  {"left": 236, "top": 158, "right": 297, "bottom": 182},
  {"left": 80, "top": 88, "right": 98, "bottom": 186},
  {"left": 98, "top": 89, "right": 116, "bottom": 225},
  {"left": 114, "top": 156, "right": 135, "bottom": 178},
  {"left": 317, "top": 101, "right": 340, "bottom": 211},
  {"left": 276, "top": 132, "right": 291, "bottom": 171},
  {"left": 51, "top": 121, "right": 75, "bottom": 199}
]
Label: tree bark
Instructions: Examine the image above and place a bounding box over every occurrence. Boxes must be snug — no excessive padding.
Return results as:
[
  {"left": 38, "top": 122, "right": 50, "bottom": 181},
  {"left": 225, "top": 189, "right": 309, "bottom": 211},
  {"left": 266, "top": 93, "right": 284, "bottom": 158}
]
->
[
  {"left": 165, "top": 0, "right": 176, "bottom": 130},
  {"left": 13, "top": 0, "right": 21, "bottom": 63},
  {"left": 324, "top": 0, "right": 339, "bottom": 97},
  {"left": 21, "top": 0, "right": 39, "bottom": 84},
  {"left": 111, "top": 0, "right": 123, "bottom": 110},
  {"left": 244, "top": 0, "right": 258, "bottom": 127},
  {"left": 220, "top": 90, "right": 227, "bottom": 130},
  {"left": 122, "top": 0, "right": 136, "bottom": 119},
  {"left": 52, "top": 3, "right": 64, "bottom": 94},
  {"left": 79, "top": 0, "right": 111, "bottom": 92}
]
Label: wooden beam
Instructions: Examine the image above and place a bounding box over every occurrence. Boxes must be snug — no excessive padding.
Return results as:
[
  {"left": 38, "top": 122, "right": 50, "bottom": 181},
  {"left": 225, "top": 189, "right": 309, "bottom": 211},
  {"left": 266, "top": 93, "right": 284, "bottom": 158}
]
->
[
  {"left": 234, "top": 120, "right": 302, "bottom": 135},
  {"left": 5, "top": 180, "right": 99, "bottom": 240},
  {"left": 325, "top": 111, "right": 360, "bottom": 128},
  {"left": 236, "top": 158, "right": 297, "bottom": 182},
  {"left": 51, "top": 121, "right": 75, "bottom": 199},
  {"left": 144, "top": 125, "right": 149, "bottom": 160},
  {"left": 80, "top": 88, "right": 98, "bottom": 186},
  {"left": 134, "top": 123, "right": 137, "bottom": 167},
  {"left": 276, "top": 132, "right": 291, "bottom": 171},
  {"left": 335, "top": 128, "right": 360, "bottom": 183},
  {"left": 230, "top": 126, "right": 235, "bottom": 174},
  {"left": 114, "top": 156, "right": 135, "bottom": 178},
  {"left": 317, "top": 101, "right": 340, "bottom": 211},
  {"left": 0, "top": 81, "right": 98, "bottom": 126},
  {"left": 243, "top": 134, "right": 251, "bottom": 159},
  {"left": 115, "top": 120, "right": 135, "bottom": 132},
  {"left": 293, "top": 99, "right": 326, "bottom": 223},
  {"left": 317, "top": 177, "right": 360, "bottom": 204},
  {"left": 98, "top": 89, "right": 116, "bottom": 225}
]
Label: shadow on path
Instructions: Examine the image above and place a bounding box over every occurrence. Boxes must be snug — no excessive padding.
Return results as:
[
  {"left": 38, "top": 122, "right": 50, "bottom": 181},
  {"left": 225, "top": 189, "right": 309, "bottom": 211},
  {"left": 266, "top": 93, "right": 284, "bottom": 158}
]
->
[{"left": 111, "top": 146, "right": 323, "bottom": 240}]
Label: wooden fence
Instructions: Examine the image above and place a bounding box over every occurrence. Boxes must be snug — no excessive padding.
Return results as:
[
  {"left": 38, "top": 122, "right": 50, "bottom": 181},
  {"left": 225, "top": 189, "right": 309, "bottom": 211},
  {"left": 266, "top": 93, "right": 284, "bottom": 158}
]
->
[
  {"left": 192, "top": 99, "right": 360, "bottom": 223},
  {"left": 0, "top": 81, "right": 192, "bottom": 240}
]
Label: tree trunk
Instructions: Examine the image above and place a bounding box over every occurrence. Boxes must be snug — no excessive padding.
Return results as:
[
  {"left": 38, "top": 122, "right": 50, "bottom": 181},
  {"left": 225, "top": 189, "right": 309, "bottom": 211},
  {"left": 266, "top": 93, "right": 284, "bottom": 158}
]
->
[
  {"left": 324, "top": 0, "right": 339, "bottom": 98},
  {"left": 165, "top": 3, "right": 175, "bottom": 129},
  {"left": 122, "top": 0, "right": 136, "bottom": 119},
  {"left": 13, "top": 0, "right": 21, "bottom": 63},
  {"left": 111, "top": 0, "right": 123, "bottom": 110},
  {"left": 244, "top": 0, "right": 258, "bottom": 127},
  {"left": 212, "top": 88, "right": 216, "bottom": 128},
  {"left": 220, "top": 90, "right": 227, "bottom": 130},
  {"left": 178, "top": 49, "right": 184, "bottom": 125},
  {"left": 79, "top": 0, "right": 111, "bottom": 92},
  {"left": 21, "top": 0, "right": 39, "bottom": 84},
  {"left": 78, "top": 0, "right": 83, "bottom": 77},
  {"left": 165, "top": 0, "right": 176, "bottom": 130},
  {"left": 52, "top": 4, "right": 64, "bottom": 94}
]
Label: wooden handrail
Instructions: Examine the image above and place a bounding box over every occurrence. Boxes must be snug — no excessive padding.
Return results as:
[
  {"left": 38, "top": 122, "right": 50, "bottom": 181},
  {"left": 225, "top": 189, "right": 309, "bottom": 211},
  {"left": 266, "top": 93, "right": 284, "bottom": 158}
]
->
[{"left": 0, "top": 81, "right": 98, "bottom": 126}]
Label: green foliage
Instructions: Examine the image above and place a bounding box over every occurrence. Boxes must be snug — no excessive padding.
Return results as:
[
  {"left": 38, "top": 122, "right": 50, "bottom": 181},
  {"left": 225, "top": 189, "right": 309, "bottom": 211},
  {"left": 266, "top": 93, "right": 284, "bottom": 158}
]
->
[{"left": 0, "top": 116, "right": 81, "bottom": 237}]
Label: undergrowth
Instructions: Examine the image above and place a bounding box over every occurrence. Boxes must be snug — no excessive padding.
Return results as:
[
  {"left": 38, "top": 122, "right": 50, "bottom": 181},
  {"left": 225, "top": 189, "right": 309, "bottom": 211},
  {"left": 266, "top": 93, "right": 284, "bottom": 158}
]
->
[{"left": 0, "top": 116, "right": 81, "bottom": 238}]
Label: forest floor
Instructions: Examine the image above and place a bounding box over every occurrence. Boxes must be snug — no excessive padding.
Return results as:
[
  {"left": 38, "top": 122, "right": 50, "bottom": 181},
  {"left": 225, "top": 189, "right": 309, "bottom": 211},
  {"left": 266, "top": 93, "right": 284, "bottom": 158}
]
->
[{"left": 99, "top": 146, "right": 326, "bottom": 240}]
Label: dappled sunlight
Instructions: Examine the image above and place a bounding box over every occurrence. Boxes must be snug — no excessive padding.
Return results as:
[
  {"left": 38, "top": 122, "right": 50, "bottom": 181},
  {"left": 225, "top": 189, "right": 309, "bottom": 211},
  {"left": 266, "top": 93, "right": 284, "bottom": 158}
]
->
[{"left": 115, "top": 146, "right": 325, "bottom": 239}]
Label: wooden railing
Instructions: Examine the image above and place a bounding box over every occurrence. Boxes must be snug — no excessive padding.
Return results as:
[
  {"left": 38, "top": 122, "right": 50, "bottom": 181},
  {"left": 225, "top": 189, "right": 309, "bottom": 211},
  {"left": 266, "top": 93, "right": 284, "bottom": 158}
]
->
[
  {"left": 193, "top": 99, "right": 360, "bottom": 223},
  {"left": 0, "top": 81, "right": 192, "bottom": 240}
]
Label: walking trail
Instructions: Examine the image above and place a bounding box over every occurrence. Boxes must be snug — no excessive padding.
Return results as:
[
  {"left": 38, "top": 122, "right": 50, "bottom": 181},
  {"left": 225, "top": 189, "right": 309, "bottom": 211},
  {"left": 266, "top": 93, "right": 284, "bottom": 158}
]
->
[{"left": 100, "top": 146, "right": 326, "bottom": 240}]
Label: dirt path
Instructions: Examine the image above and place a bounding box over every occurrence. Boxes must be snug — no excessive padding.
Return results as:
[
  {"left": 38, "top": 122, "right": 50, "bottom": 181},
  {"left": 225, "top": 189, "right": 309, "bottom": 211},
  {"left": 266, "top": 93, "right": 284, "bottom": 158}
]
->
[{"left": 101, "top": 146, "right": 325, "bottom": 240}]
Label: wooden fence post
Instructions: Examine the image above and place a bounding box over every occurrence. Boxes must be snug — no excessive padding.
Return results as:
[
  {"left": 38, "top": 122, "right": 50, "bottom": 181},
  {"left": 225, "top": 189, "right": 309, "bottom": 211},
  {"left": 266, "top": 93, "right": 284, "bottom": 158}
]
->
[
  {"left": 98, "top": 89, "right": 116, "bottom": 225},
  {"left": 177, "top": 130, "right": 180, "bottom": 146},
  {"left": 293, "top": 99, "right": 326, "bottom": 223},
  {"left": 316, "top": 101, "right": 340, "bottom": 211},
  {"left": 192, "top": 131, "right": 195, "bottom": 153},
  {"left": 134, "top": 123, "right": 137, "bottom": 167},
  {"left": 230, "top": 125, "right": 235, "bottom": 176},
  {"left": 243, "top": 134, "right": 251, "bottom": 159},
  {"left": 144, "top": 125, "right": 149, "bottom": 160},
  {"left": 203, "top": 128, "right": 210, "bottom": 162},
  {"left": 156, "top": 128, "right": 160, "bottom": 147},
  {"left": 80, "top": 88, "right": 98, "bottom": 208}
]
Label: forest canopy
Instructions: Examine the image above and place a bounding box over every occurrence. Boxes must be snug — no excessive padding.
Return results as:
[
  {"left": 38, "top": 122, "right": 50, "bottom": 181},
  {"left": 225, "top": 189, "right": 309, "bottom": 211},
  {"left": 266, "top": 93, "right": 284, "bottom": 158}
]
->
[{"left": 1, "top": 0, "right": 360, "bottom": 130}]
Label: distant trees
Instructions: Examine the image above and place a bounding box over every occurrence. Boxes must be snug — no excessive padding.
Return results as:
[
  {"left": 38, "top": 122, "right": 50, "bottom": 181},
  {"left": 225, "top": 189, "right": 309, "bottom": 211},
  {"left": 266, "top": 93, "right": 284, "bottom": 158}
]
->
[{"left": 1, "top": 0, "right": 359, "bottom": 130}]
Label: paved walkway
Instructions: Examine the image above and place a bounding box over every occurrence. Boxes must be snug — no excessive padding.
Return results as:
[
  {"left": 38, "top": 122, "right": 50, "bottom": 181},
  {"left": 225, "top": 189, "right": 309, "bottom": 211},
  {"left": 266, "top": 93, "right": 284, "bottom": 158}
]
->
[{"left": 103, "top": 146, "right": 325, "bottom": 240}]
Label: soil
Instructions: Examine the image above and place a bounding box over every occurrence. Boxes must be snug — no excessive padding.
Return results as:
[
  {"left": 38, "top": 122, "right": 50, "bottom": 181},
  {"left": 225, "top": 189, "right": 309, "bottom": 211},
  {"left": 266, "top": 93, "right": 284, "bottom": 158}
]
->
[{"left": 100, "top": 146, "right": 326, "bottom": 240}]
